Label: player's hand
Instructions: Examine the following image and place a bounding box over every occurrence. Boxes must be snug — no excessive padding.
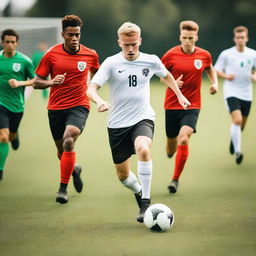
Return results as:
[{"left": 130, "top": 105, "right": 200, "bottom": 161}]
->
[
  {"left": 176, "top": 74, "right": 184, "bottom": 88},
  {"left": 8, "top": 79, "right": 20, "bottom": 88},
  {"left": 225, "top": 74, "right": 235, "bottom": 81},
  {"left": 97, "top": 100, "right": 110, "bottom": 112},
  {"left": 210, "top": 83, "right": 218, "bottom": 95},
  {"left": 178, "top": 95, "right": 191, "bottom": 110},
  {"left": 51, "top": 73, "right": 66, "bottom": 86}
]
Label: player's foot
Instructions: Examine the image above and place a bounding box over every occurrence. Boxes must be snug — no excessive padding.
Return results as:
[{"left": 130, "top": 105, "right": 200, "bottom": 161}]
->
[
  {"left": 229, "top": 140, "right": 234, "bottom": 155},
  {"left": 136, "top": 198, "right": 151, "bottom": 223},
  {"left": 11, "top": 133, "right": 20, "bottom": 150},
  {"left": 0, "top": 170, "right": 3, "bottom": 181},
  {"left": 134, "top": 190, "right": 142, "bottom": 208},
  {"left": 72, "top": 165, "right": 83, "bottom": 193},
  {"left": 168, "top": 179, "right": 179, "bottom": 194},
  {"left": 56, "top": 189, "right": 68, "bottom": 204},
  {"left": 235, "top": 152, "right": 243, "bottom": 165}
]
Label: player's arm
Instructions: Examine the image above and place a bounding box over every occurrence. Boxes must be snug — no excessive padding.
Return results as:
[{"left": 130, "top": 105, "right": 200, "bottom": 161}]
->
[
  {"left": 205, "top": 64, "right": 218, "bottom": 95},
  {"left": 33, "top": 73, "right": 66, "bottom": 89},
  {"left": 87, "top": 83, "right": 110, "bottom": 112},
  {"left": 8, "top": 78, "right": 35, "bottom": 88},
  {"left": 215, "top": 70, "right": 235, "bottom": 81},
  {"left": 251, "top": 69, "right": 256, "bottom": 82},
  {"left": 160, "top": 72, "right": 191, "bottom": 109}
]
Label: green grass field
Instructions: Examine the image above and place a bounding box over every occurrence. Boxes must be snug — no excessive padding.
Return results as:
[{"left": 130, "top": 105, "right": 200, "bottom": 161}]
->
[{"left": 0, "top": 81, "right": 256, "bottom": 256}]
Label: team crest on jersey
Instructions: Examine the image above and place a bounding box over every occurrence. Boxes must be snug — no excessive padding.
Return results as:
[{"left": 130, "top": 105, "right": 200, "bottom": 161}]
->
[
  {"left": 78, "top": 61, "right": 86, "bottom": 71},
  {"left": 13, "top": 63, "right": 21, "bottom": 72},
  {"left": 194, "top": 59, "right": 202, "bottom": 70},
  {"left": 142, "top": 67, "right": 150, "bottom": 77}
]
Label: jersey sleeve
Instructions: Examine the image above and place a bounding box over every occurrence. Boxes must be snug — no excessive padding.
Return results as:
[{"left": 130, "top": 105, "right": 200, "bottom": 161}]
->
[
  {"left": 25, "top": 57, "right": 36, "bottom": 79},
  {"left": 90, "top": 57, "right": 111, "bottom": 87},
  {"left": 204, "top": 51, "right": 212, "bottom": 69},
  {"left": 161, "top": 51, "right": 172, "bottom": 70},
  {"left": 154, "top": 55, "right": 168, "bottom": 78},
  {"left": 35, "top": 52, "right": 51, "bottom": 78},
  {"left": 214, "top": 51, "right": 226, "bottom": 72},
  {"left": 90, "top": 51, "right": 100, "bottom": 74}
]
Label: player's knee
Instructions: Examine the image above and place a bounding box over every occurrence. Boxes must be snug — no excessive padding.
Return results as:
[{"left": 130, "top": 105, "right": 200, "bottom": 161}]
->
[
  {"left": 0, "top": 131, "right": 9, "bottom": 143},
  {"left": 136, "top": 144, "right": 150, "bottom": 160},
  {"left": 233, "top": 118, "right": 242, "bottom": 126},
  {"left": 63, "top": 137, "right": 74, "bottom": 151},
  {"left": 179, "top": 134, "right": 189, "bottom": 145}
]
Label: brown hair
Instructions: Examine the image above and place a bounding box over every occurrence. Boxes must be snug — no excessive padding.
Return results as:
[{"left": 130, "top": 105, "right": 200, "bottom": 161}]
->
[
  {"left": 233, "top": 26, "right": 248, "bottom": 35},
  {"left": 62, "top": 15, "right": 83, "bottom": 31},
  {"left": 180, "top": 20, "right": 199, "bottom": 33}
]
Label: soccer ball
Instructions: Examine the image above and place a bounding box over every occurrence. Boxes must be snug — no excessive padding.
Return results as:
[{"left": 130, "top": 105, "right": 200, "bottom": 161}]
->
[{"left": 143, "top": 203, "right": 174, "bottom": 232}]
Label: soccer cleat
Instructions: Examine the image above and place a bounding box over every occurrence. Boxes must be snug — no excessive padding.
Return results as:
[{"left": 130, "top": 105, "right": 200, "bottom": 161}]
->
[
  {"left": 229, "top": 140, "right": 234, "bottom": 155},
  {"left": 136, "top": 198, "right": 151, "bottom": 223},
  {"left": 72, "top": 165, "right": 83, "bottom": 193},
  {"left": 11, "top": 133, "right": 20, "bottom": 150},
  {"left": 168, "top": 180, "right": 179, "bottom": 194},
  {"left": 56, "top": 190, "right": 68, "bottom": 204},
  {"left": 0, "top": 170, "right": 3, "bottom": 181},
  {"left": 235, "top": 153, "right": 243, "bottom": 165},
  {"left": 134, "top": 190, "right": 142, "bottom": 208}
]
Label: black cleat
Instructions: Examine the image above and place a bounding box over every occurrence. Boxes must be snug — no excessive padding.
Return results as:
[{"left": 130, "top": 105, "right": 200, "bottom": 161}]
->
[
  {"left": 56, "top": 190, "right": 68, "bottom": 204},
  {"left": 136, "top": 198, "right": 151, "bottom": 223},
  {"left": 11, "top": 133, "right": 20, "bottom": 150},
  {"left": 168, "top": 180, "right": 179, "bottom": 194},
  {"left": 229, "top": 140, "right": 234, "bottom": 155},
  {"left": 134, "top": 190, "right": 142, "bottom": 208},
  {"left": 0, "top": 170, "right": 3, "bottom": 181},
  {"left": 235, "top": 153, "right": 243, "bottom": 165},
  {"left": 72, "top": 165, "right": 83, "bottom": 193}
]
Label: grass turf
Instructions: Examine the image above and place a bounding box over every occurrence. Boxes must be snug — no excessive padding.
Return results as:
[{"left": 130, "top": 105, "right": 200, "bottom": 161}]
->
[{"left": 0, "top": 81, "right": 255, "bottom": 256}]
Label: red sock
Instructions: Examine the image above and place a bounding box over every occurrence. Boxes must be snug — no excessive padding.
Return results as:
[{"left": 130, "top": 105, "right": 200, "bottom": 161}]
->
[
  {"left": 172, "top": 145, "right": 189, "bottom": 180},
  {"left": 60, "top": 151, "right": 76, "bottom": 184}
]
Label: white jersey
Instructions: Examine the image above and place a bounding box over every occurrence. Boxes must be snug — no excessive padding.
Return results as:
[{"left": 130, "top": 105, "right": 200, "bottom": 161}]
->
[
  {"left": 91, "top": 52, "right": 168, "bottom": 128},
  {"left": 214, "top": 46, "right": 256, "bottom": 101}
]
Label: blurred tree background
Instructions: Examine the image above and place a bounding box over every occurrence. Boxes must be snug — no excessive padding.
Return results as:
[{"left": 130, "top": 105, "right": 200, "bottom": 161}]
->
[{"left": 25, "top": 0, "right": 256, "bottom": 62}]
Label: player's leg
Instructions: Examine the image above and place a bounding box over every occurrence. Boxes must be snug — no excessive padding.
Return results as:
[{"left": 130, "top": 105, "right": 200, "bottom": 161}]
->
[
  {"left": 168, "top": 110, "right": 199, "bottom": 194},
  {"left": 132, "top": 120, "right": 154, "bottom": 222},
  {"left": 0, "top": 128, "right": 9, "bottom": 180},
  {"left": 9, "top": 111, "right": 23, "bottom": 151},
  {"left": 166, "top": 137, "right": 177, "bottom": 158}
]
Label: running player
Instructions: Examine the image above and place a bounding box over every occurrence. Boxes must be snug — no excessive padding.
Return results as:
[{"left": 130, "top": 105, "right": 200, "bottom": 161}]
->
[
  {"left": 0, "top": 29, "right": 35, "bottom": 181},
  {"left": 161, "top": 20, "right": 218, "bottom": 194},
  {"left": 214, "top": 26, "right": 256, "bottom": 164},
  {"left": 34, "top": 15, "right": 100, "bottom": 204},
  {"left": 87, "top": 22, "right": 190, "bottom": 222}
]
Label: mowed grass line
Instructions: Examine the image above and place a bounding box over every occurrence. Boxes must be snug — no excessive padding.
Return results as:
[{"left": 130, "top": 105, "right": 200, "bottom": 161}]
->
[{"left": 0, "top": 81, "right": 255, "bottom": 256}]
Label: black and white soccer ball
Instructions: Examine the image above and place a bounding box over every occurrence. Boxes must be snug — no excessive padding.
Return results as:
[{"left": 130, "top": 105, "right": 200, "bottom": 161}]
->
[{"left": 143, "top": 203, "right": 174, "bottom": 232}]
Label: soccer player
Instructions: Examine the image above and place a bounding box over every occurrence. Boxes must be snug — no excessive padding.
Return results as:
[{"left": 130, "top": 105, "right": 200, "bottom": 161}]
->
[
  {"left": 0, "top": 29, "right": 35, "bottom": 181},
  {"left": 34, "top": 15, "right": 100, "bottom": 204},
  {"left": 214, "top": 26, "right": 256, "bottom": 164},
  {"left": 161, "top": 20, "right": 218, "bottom": 194},
  {"left": 87, "top": 22, "right": 190, "bottom": 222}
]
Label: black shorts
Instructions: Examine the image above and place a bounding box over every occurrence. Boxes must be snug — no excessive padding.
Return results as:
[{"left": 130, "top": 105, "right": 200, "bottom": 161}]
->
[
  {"left": 165, "top": 109, "right": 200, "bottom": 138},
  {"left": 108, "top": 119, "right": 154, "bottom": 164},
  {"left": 226, "top": 97, "right": 251, "bottom": 117},
  {"left": 0, "top": 105, "right": 23, "bottom": 133},
  {"left": 48, "top": 106, "right": 89, "bottom": 140}
]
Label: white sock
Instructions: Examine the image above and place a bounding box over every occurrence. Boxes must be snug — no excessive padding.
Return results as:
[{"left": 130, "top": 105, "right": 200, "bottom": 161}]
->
[
  {"left": 138, "top": 160, "right": 152, "bottom": 199},
  {"left": 230, "top": 124, "right": 241, "bottom": 153},
  {"left": 121, "top": 171, "right": 141, "bottom": 194}
]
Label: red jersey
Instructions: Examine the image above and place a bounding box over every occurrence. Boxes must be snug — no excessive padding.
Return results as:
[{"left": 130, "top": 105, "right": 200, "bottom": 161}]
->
[
  {"left": 161, "top": 45, "right": 212, "bottom": 109},
  {"left": 36, "top": 43, "right": 100, "bottom": 110}
]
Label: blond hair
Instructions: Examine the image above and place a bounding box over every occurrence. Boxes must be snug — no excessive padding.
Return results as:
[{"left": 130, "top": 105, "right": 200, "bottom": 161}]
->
[
  {"left": 117, "top": 22, "right": 141, "bottom": 37},
  {"left": 180, "top": 20, "right": 199, "bottom": 33},
  {"left": 233, "top": 26, "right": 248, "bottom": 36}
]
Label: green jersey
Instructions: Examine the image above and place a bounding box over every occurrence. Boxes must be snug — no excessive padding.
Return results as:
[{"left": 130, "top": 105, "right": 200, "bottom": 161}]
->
[{"left": 0, "top": 50, "right": 35, "bottom": 112}]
